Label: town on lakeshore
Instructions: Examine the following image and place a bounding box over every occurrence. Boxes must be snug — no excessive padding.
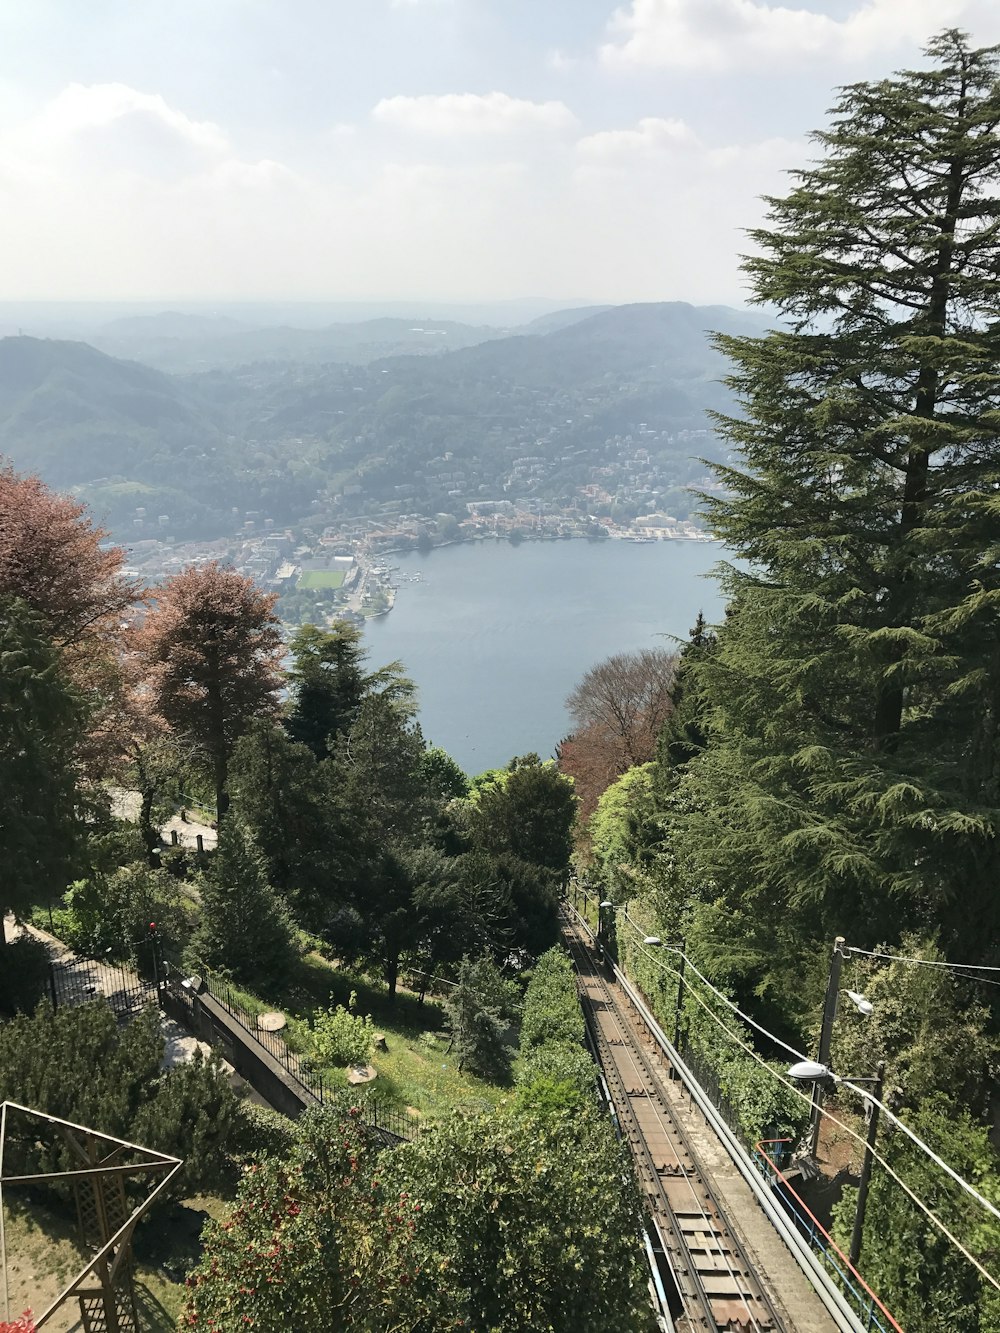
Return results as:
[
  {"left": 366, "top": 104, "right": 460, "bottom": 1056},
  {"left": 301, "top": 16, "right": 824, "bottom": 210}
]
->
[{"left": 119, "top": 424, "right": 717, "bottom": 629}]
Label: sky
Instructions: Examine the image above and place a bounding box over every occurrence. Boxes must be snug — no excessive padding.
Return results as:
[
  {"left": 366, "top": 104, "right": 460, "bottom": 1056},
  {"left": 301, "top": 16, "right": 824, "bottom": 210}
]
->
[{"left": 2, "top": 0, "right": 999, "bottom": 309}]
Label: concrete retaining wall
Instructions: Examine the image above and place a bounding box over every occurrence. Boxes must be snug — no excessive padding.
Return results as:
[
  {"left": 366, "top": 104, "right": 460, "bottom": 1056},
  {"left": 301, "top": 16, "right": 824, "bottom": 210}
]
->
[{"left": 161, "top": 984, "right": 316, "bottom": 1119}]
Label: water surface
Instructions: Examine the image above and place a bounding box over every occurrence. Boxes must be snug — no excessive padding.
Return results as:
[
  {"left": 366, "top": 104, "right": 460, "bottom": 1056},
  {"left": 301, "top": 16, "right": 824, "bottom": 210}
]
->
[{"left": 364, "top": 538, "right": 726, "bottom": 774}]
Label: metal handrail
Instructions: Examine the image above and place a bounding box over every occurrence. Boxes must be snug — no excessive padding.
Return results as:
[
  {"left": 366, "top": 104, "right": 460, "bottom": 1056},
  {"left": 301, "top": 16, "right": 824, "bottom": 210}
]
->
[{"left": 753, "top": 1140, "right": 903, "bottom": 1333}]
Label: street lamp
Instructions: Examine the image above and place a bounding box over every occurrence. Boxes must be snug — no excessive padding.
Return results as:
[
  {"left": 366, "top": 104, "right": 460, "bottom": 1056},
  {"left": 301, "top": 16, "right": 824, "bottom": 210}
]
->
[
  {"left": 641, "top": 934, "right": 687, "bottom": 1052},
  {"left": 788, "top": 1058, "right": 886, "bottom": 1267},
  {"left": 845, "top": 990, "right": 874, "bottom": 1017}
]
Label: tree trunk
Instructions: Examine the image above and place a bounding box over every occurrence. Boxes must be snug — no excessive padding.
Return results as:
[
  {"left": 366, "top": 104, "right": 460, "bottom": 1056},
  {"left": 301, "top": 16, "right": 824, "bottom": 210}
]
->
[
  {"left": 139, "top": 784, "right": 159, "bottom": 865},
  {"left": 384, "top": 954, "right": 399, "bottom": 1002},
  {"left": 872, "top": 133, "right": 965, "bottom": 750},
  {"left": 214, "top": 754, "right": 229, "bottom": 823}
]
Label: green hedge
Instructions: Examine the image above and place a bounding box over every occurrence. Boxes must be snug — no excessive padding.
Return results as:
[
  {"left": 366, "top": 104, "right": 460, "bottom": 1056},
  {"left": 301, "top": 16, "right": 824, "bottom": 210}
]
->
[
  {"left": 515, "top": 949, "right": 595, "bottom": 1111},
  {"left": 519, "top": 948, "right": 584, "bottom": 1053}
]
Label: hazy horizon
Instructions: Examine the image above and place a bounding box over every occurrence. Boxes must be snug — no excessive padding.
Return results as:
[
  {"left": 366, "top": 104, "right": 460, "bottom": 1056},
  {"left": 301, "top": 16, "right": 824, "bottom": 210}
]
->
[{"left": 3, "top": 2, "right": 999, "bottom": 308}]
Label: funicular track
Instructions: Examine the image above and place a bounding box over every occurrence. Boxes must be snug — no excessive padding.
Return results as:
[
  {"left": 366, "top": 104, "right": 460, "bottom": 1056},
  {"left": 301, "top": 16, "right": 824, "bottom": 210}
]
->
[{"left": 562, "top": 908, "right": 788, "bottom": 1333}]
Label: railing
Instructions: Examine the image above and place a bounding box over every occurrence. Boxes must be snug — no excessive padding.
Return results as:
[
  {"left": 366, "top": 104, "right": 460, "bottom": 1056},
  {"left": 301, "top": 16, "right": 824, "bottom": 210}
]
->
[
  {"left": 753, "top": 1140, "right": 904, "bottom": 1333},
  {"left": 49, "top": 948, "right": 157, "bottom": 1021},
  {"left": 203, "top": 975, "right": 416, "bottom": 1142},
  {"left": 678, "top": 1039, "right": 759, "bottom": 1155}
]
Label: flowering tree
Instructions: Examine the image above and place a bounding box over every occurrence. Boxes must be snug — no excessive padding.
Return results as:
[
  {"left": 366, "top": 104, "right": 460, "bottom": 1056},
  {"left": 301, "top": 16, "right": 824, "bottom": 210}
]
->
[
  {"left": 133, "top": 562, "right": 283, "bottom": 819},
  {"left": 0, "top": 466, "right": 138, "bottom": 651},
  {"left": 0, "top": 466, "right": 141, "bottom": 779},
  {"left": 184, "top": 1108, "right": 433, "bottom": 1331}
]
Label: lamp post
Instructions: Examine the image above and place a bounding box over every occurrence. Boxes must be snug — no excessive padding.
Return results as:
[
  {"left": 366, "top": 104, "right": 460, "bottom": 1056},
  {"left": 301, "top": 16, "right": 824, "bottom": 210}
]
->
[
  {"left": 788, "top": 1058, "right": 885, "bottom": 1270},
  {"left": 598, "top": 901, "right": 613, "bottom": 940}
]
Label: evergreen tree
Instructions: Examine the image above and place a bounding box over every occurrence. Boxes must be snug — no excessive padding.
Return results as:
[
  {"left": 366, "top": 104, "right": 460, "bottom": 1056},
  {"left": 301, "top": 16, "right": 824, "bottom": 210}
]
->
[
  {"left": 0, "top": 596, "right": 85, "bottom": 942},
  {"left": 655, "top": 611, "right": 716, "bottom": 776},
  {"left": 284, "top": 620, "right": 367, "bottom": 758},
  {"left": 0, "top": 1003, "right": 236, "bottom": 1189},
  {"left": 229, "top": 720, "right": 360, "bottom": 929},
  {"left": 190, "top": 818, "right": 297, "bottom": 986},
  {"left": 676, "top": 32, "right": 1000, "bottom": 963},
  {"left": 444, "top": 954, "right": 518, "bottom": 1083},
  {"left": 467, "top": 755, "right": 577, "bottom": 874}
]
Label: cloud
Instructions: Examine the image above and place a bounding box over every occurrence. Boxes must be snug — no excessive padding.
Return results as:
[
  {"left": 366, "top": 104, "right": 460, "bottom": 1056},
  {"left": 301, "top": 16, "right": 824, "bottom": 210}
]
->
[
  {"left": 577, "top": 116, "right": 699, "bottom": 158},
  {"left": 31, "top": 82, "right": 228, "bottom": 154},
  {"left": 600, "top": 0, "right": 973, "bottom": 72},
  {"left": 1, "top": 82, "right": 231, "bottom": 184},
  {"left": 546, "top": 49, "right": 579, "bottom": 72},
  {"left": 371, "top": 91, "right": 577, "bottom": 136},
  {"left": 0, "top": 82, "right": 798, "bottom": 305}
]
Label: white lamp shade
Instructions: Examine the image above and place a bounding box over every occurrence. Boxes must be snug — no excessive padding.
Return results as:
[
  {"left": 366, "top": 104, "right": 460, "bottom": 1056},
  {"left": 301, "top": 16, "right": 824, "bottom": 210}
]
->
[
  {"left": 845, "top": 989, "right": 874, "bottom": 1016},
  {"left": 788, "top": 1060, "right": 831, "bottom": 1081}
]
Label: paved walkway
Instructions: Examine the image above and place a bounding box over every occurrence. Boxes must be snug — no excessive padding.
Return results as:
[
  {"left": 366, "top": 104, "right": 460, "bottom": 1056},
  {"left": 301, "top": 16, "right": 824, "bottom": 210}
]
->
[{"left": 108, "top": 785, "right": 218, "bottom": 850}]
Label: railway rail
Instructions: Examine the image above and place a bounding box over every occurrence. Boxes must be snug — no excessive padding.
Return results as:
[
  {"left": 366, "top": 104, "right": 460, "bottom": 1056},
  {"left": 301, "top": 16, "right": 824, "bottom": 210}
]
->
[{"left": 562, "top": 907, "right": 789, "bottom": 1333}]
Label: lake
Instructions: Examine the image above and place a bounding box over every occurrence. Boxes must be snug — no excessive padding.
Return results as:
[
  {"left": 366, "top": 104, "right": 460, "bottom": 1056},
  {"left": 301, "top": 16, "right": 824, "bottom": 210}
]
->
[{"left": 364, "top": 538, "right": 727, "bottom": 775}]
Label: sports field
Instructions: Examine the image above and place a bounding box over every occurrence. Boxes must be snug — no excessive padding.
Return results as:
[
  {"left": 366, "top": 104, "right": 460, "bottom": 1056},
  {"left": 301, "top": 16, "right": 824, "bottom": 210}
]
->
[{"left": 297, "top": 569, "right": 346, "bottom": 589}]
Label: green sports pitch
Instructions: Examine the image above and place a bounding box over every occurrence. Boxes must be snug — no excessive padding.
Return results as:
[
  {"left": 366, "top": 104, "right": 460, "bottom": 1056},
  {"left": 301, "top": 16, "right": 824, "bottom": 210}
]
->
[{"left": 297, "top": 569, "right": 346, "bottom": 589}]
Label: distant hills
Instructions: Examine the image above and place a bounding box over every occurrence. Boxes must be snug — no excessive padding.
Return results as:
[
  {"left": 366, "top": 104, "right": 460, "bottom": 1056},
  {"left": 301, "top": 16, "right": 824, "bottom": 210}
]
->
[
  {"left": 0, "top": 301, "right": 771, "bottom": 540},
  {"left": 90, "top": 315, "right": 513, "bottom": 374}
]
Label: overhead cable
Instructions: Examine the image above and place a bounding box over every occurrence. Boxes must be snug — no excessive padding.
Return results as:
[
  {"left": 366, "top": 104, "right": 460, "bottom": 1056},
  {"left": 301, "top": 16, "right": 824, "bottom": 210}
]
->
[
  {"left": 616, "top": 909, "right": 1000, "bottom": 1230},
  {"left": 846, "top": 944, "right": 1000, "bottom": 984},
  {"left": 626, "top": 936, "right": 1000, "bottom": 1296}
]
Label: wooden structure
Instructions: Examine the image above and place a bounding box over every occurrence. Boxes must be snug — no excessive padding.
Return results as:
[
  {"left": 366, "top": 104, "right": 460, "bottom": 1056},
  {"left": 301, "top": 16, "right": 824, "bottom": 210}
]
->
[{"left": 0, "top": 1102, "right": 182, "bottom": 1331}]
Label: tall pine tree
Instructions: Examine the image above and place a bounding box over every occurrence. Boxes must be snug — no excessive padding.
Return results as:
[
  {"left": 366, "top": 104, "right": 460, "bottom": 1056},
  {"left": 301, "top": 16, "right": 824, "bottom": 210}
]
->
[
  {"left": 676, "top": 32, "right": 1000, "bottom": 963},
  {"left": 190, "top": 818, "right": 297, "bottom": 986}
]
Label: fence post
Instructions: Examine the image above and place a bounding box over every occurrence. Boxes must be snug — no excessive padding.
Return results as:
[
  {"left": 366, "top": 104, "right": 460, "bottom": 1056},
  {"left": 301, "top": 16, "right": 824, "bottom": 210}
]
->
[
  {"left": 171, "top": 829, "right": 179, "bottom": 846},
  {"left": 196, "top": 833, "right": 204, "bottom": 855}
]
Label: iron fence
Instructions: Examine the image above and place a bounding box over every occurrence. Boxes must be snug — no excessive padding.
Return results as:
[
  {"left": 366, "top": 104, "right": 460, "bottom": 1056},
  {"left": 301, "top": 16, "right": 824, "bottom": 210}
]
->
[
  {"left": 753, "top": 1140, "right": 902, "bottom": 1333},
  {"left": 203, "top": 975, "right": 416, "bottom": 1141},
  {"left": 49, "top": 952, "right": 156, "bottom": 1021}
]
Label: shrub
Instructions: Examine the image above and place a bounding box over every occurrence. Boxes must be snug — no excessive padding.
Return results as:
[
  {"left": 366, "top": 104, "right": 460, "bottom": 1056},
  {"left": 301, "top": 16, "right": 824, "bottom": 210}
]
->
[
  {"left": 515, "top": 1040, "right": 596, "bottom": 1099},
  {"left": 311, "top": 993, "right": 376, "bottom": 1068},
  {"left": 0, "top": 935, "right": 51, "bottom": 1015},
  {"left": 519, "top": 947, "right": 584, "bottom": 1052},
  {"left": 49, "top": 864, "right": 190, "bottom": 964},
  {"left": 232, "top": 1101, "right": 298, "bottom": 1160}
]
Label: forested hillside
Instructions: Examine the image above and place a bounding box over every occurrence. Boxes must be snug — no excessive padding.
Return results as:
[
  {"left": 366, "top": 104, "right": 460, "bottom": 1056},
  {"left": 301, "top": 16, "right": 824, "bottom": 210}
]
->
[
  {"left": 0, "top": 300, "right": 767, "bottom": 539},
  {"left": 5, "top": 26, "right": 1000, "bottom": 1333}
]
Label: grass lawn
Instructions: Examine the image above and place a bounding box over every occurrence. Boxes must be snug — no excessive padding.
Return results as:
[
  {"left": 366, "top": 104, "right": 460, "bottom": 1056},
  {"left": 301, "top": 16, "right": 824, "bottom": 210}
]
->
[
  {"left": 215, "top": 951, "right": 511, "bottom": 1125},
  {"left": 297, "top": 569, "right": 345, "bottom": 589}
]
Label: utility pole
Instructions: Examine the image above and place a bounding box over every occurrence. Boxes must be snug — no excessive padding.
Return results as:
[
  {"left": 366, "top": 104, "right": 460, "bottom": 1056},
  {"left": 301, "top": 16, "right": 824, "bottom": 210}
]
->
[
  {"left": 849, "top": 1060, "right": 885, "bottom": 1268},
  {"left": 810, "top": 935, "right": 846, "bottom": 1158},
  {"left": 672, "top": 937, "right": 686, "bottom": 1053}
]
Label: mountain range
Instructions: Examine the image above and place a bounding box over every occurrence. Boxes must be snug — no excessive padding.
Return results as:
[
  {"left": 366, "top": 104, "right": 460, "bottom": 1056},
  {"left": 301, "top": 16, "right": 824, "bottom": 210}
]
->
[{"left": 0, "top": 301, "right": 770, "bottom": 540}]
